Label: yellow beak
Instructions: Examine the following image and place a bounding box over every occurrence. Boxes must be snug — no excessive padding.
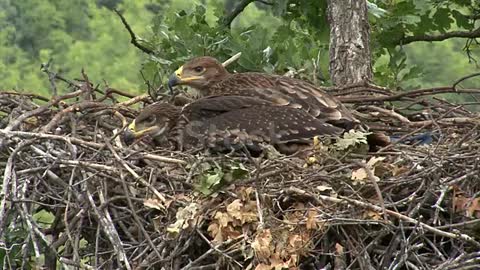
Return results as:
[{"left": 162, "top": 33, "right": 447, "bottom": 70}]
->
[
  {"left": 123, "top": 120, "right": 160, "bottom": 145},
  {"left": 167, "top": 65, "right": 203, "bottom": 88}
]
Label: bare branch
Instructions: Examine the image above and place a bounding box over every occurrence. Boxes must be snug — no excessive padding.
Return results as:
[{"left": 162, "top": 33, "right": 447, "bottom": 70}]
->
[
  {"left": 113, "top": 9, "right": 154, "bottom": 55},
  {"left": 221, "top": 0, "right": 256, "bottom": 28}
]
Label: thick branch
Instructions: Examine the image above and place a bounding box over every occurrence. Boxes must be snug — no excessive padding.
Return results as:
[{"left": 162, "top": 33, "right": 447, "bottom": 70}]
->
[
  {"left": 400, "top": 26, "right": 480, "bottom": 45},
  {"left": 113, "top": 9, "right": 154, "bottom": 54},
  {"left": 221, "top": 0, "right": 255, "bottom": 28},
  {"left": 468, "top": 14, "right": 480, "bottom": 20}
]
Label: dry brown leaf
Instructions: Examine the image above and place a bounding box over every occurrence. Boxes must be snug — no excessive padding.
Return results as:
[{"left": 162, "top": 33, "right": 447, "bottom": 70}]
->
[
  {"left": 367, "top": 156, "right": 386, "bottom": 167},
  {"left": 223, "top": 224, "right": 243, "bottom": 240},
  {"left": 254, "top": 263, "right": 275, "bottom": 270},
  {"left": 288, "top": 255, "right": 299, "bottom": 268},
  {"left": 351, "top": 156, "right": 385, "bottom": 185},
  {"left": 287, "top": 232, "right": 310, "bottom": 255},
  {"left": 240, "top": 186, "right": 254, "bottom": 201},
  {"left": 363, "top": 210, "right": 382, "bottom": 220},
  {"left": 453, "top": 195, "right": 480, "bottom": 218},
  {"left": 166, "top": 203, "right": 199, "bottom": 233},
  {"left": 335, "top": 243, "right": 344, "bottom": 254},
  {"left": 227, "top": 199, "right": 258, "bottom": 224},
  {"left": 467, "top": 199, "right": 480, "bottom": 218},
  {"left": 351, "top": 168, "right": 368, "bottom": 182},
  {"left": 288, "top": 234, "right": 303, "bottom": 250},
  {"left": 392, "top": 165, "right": 409, "bottom": 176},
  {"left": 143, "top": 198, "right": 166, "bottom": 210},
  {"left": 227, "top": 199, "right": 243, "bottom": 218},
  {"left": 207, "top": 222, "right": 223, "bottom": 243},
  {"left": 243, "top": 201, "right": 260, "bottom": 223},
  {"left": 306, "top": 209, "right": 319, "bottom": 230},
  {"left": 252, "top": 229, "right": 273, "bottom": 259},
  {"left": 270, "top": 258, "right": 291, "bottom": 270},
  {"left": 214, "top": 211, "right": 232, "bottom": 227}
]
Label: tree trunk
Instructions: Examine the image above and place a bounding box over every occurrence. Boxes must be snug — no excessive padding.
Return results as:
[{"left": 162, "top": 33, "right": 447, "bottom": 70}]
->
[{"left": 327, "top": 0, "right": 372, "bottom": 86}]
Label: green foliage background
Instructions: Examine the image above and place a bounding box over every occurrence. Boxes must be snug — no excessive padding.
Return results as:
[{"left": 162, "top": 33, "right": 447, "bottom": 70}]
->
[{"left": 0, "top": 0, "right": 479, "bottom": 98}]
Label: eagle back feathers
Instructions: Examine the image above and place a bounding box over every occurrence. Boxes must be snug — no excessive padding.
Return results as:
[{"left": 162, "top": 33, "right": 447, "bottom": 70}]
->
[{"left": 204, "top": 72, "right": 358, "bottom": 129}]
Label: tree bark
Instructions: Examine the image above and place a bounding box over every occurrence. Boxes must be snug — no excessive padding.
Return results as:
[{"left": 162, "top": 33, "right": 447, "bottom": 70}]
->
[{"left": 327, "top": 0, "right": 372, "bottom": 86}]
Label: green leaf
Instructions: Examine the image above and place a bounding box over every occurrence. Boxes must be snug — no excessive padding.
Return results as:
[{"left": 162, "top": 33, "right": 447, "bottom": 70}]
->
[
  {"left": 451, "top": 10, "right": 471, "bottom": 29},
  {"left": 197, "top": 168, "right": 224, "bottom": 195},
  {"left": 195, "top": 161, "right": 249, "bottom": 196},
  {"left": 432, "top": 8, "right": 454, "bottom": 32},
  {"left": 401, "top": 65, "right": 423, "bottom": 81},
  {"left": 367, "top": 1, "right": 389, "bottom": 18},
  {"left": 33, "top": 209, "right": 55, "bottom": 228},
  {"left": 228, "top": 163, "right": 249, "bottom": 181}
]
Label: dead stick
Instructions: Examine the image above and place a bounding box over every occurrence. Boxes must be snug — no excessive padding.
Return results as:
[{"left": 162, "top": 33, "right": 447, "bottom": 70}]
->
[{"left": 288, "top": 187, "right": 480, "bottom": 249}]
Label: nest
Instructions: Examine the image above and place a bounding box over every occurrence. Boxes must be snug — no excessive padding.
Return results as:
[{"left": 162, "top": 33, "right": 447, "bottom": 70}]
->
[{"left": 1, "top": 73, "right": 480, "bottom": 270}]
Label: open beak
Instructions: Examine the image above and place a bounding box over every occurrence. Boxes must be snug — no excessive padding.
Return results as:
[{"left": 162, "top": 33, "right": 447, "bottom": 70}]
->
[
  {"left": 123, "top": 120, "right": 170, "bottom": 145},
  {"left": 123, "top": 120, "right": 158, "bottom": 145}
]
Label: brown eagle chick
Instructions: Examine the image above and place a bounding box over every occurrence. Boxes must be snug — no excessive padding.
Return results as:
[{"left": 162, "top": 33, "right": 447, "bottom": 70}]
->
[
  {"left": 167, "top": 56, "right": 359, "bottom": 130},
  {"left": 123, "top": 96, "right": 343, "bottom": 155},
  {"left": 167, "top": 56, "right": 390, "bottom": 148}
]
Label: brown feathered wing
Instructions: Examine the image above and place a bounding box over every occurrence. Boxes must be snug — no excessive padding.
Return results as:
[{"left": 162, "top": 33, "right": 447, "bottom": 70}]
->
[
  {"left": 203, "top": 73, "right": 359, "bottom": 130},
  {"left": 174, "top": 96, "right": 343, "bottom": 153}
]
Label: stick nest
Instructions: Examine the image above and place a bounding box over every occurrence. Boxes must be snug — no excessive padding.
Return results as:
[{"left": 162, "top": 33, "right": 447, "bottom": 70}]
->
[{"left": 1, "top": 74, "right": 480, "bottom": 270}]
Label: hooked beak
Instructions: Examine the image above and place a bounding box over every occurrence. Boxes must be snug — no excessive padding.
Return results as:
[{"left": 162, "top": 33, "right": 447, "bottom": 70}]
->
[
  {"left": 167, "top": 65, "right": 204, "bottom": 93},
  {"left": 123, "top": 120, "right": 157, "bottom": 145},
  {"left": 123, "top": 120, "right": 169, "bottom": 145},
  {"left": 167, "top": 66, "right": 183, "bottom": 93},
  {"left": 123, "top": 121, "right": 137, "bottom": 145}
]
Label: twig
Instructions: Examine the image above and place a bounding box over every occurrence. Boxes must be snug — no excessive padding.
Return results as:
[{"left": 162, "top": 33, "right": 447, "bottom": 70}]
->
[
  {"left": 0, "top": 91, "right": 49, "bottom": 102},
  {"left": 400, "top": 26, "right": 480, "bottom": 45},
  {"left": 105, "top": 139, "right": 163, "bottom": 260},
  {"left": 452, "top": 72, "right": 480, "bottom": 90},
  {"left": 338, "top": 87, "right": 480, "bottom": 103},
  {"left": 86, "top": 187, "right": 132, "bottom": 270},
  {"left": 1, "top": 90, "right": 84, "bottom": 139},
  {"left": 113, "top": 9, "right": 154, "bottom": 55},
  {"left": 41, "top": 101, "right": 107, "bottom": 133},
  {"left": 221, "top": 0, "right": 256, "bottom": 28},
  {"left": 222, "top": 52, "right": 242, "bottom": 67},
  {"left": 0, "top": 129, "right": 187, "bottom": 165},
  {"left": 307, "top": 190, "right": 480, "bottom": 248},
  {"left": 358, "top": 105, "right": 411, "bottom": 123},
  {"left": 195, "top": 229, "right": 243, "bottom": 268},
  {"left": 354, "top": 161, "right": 387, "bottom": 220}
]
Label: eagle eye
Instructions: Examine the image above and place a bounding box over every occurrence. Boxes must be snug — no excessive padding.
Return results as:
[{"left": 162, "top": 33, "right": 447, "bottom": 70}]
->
[
  {"left": 193, "top": 66, "right": 204, "bottom": 73},
  {"left": 145, "top": 115, "right": 156, "bottom": 124}
]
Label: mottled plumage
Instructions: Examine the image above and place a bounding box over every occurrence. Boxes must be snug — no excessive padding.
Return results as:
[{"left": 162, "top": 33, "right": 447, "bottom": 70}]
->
[
  {"left": 168, "top": 56, "right": 359, "bottom": 129},
  {"left": 123, "top": 96, "right": 343, "bottom": 154}
]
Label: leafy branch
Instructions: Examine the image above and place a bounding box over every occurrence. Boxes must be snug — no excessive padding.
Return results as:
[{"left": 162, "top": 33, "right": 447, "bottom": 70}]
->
[
  {"left": 113, "top": 9, "right": 154, "bottom": 55},
  {"left": 400, "top": 26, "right": 480, "bottom": 45}
]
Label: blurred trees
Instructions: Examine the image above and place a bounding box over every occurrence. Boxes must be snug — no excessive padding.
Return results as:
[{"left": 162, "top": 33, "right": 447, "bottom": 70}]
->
[
  {"left": 0, "top": 0, "right": 151, "bottom": 96},
  {"left": 0, "top": 0, "right": 479, "bottom": 97}
]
